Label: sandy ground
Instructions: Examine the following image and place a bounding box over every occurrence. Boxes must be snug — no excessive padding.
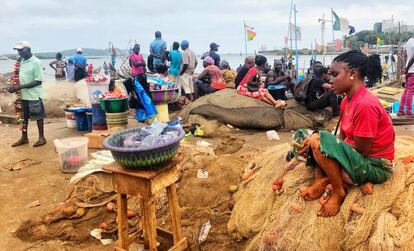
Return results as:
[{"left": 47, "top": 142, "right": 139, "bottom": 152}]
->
[{"left": 0, "top": 118, "right": 413, "bottom": 250}]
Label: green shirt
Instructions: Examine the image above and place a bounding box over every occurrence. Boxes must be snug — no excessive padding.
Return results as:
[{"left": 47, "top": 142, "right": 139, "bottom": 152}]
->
[{"left": 19, "top": 55, "right": 44, "bottom": 100}]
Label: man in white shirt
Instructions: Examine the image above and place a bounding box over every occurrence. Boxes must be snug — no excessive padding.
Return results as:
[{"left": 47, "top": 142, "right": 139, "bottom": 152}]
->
[{"left": 397, "top": 36, "right": 414, "bottom": 117}]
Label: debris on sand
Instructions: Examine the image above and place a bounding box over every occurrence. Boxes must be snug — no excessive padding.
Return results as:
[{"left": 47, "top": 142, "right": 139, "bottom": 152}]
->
[{"left": 25, "top": 200, "right": 40, "bottom": 209}]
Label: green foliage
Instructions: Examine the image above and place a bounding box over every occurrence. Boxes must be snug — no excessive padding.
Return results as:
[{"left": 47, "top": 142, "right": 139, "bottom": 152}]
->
[{"left": 349, "top": 30, "right": 413, "bottom": 49}]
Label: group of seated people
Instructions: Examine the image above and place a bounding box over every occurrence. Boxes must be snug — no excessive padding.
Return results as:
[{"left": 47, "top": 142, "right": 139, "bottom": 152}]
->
[{"left": 190, "top": 54, "right": 342, "bottom": 116}]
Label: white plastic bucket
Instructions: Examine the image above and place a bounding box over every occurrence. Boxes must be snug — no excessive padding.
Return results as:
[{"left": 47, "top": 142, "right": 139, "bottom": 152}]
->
[
  {"left": 64, "top": 110, "right": 77, "bottom": 128},
  {"left": 53, "top": 137, "right": 89, "bottom": 173}
]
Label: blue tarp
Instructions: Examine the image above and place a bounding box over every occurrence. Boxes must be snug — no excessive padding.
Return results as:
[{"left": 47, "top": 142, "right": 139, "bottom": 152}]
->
[{"left": 134, "top": 79, "right": 157, "bottom": 122}]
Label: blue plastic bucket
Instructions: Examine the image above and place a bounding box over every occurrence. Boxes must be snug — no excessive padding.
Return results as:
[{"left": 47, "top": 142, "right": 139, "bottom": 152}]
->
[
  {"left": 85, "top": 108, "right": 93, "bottom": 132},
  {"left": 92, "top": 103, "right": 107, "bottom": 130},
  {"left": 74, "top": 109, "right": 88, "bottom": 131}
]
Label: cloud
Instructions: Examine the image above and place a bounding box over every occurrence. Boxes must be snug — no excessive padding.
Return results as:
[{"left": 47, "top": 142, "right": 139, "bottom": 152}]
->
[{"left": 0, "top": 0, "right": 412, "bottom": 55}]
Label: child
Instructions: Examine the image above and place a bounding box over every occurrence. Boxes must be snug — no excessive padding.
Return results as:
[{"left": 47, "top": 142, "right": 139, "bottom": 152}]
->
[{"left": 109, "top": 79, "right": 123, "bottom": 96}]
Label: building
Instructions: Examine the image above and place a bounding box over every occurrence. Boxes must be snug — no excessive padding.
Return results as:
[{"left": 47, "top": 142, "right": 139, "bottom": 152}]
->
[{"left": 373, "top": 22, "right": 382, "bottom": 33}]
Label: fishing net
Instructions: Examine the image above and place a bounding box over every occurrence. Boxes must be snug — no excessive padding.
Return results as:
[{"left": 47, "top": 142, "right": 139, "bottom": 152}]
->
[{"left": 228, "top": 136, "right": 414, "bottom": 250}]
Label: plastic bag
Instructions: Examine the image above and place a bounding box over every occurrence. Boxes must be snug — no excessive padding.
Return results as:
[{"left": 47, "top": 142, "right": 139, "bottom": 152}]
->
[{"left": 134, "top": 79, "right": 157, "bottom": 122}]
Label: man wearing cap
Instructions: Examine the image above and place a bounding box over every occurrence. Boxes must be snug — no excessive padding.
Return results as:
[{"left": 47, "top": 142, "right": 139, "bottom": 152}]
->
[
  {"left": 180, "top": 40, "right": 197, "bottom": 101},
  {"left": 72, "top": 48, "right": 87, "bottom": 81},
  {"left": 202, "top": 43, "right": 221, "bottom": 67},
  {"left": 7, "top": 41, "right": 47, "bottom": 147},
  {"left": 150, "top": 31, "right": 167, "bottom": 66}
]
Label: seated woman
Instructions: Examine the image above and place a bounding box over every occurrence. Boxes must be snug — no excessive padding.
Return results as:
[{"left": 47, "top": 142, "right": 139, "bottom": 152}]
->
[
  {"left": 293, "top": 50, "right": 394, "bottom": 217},
  {"left": 194, "top": 56, "right": 226, "bottom": 98},
  {"left": 237, "top": 55, "right": 286, "bottom": 108},
  {"left": 220, "top": 60, "right": 237, "bottom": 88}
]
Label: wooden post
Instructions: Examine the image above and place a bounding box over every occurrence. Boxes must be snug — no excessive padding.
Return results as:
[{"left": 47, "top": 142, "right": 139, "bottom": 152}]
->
[
  {"left": 397, "top": 41, "right": 402, "bottom": 86},
  {"left": 144, "top": 197, "right": 158, "bottom": 251},
  {"left": 166, "top": 184, "right": 184, "bottom": 244},
  {"left": 117, "top": 193, "right": 129, "bottom": 249}
]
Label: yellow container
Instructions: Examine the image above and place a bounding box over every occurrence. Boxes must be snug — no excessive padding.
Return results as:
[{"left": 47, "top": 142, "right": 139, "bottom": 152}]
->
[{"left": 155, "top": 103, "right": 169, "bottom": 122}]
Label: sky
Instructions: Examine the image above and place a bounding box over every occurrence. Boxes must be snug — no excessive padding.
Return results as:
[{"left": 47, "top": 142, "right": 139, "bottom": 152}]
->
[{"left": 0, "top": 0, "right": 412, "bottom": 55}]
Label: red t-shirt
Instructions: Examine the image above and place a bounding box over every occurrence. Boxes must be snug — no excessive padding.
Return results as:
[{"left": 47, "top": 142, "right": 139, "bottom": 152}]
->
[
  {"left": 129, "top": 53, "right": 145, "bottom": 76},
  {"left": 340, "top": 86, "right": 394, "bottom": 160}
]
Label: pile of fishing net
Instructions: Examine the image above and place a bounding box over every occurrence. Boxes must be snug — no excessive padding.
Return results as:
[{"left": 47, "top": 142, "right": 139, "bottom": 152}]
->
[{"left": 228, "top": 136, "right": 414, "bottom": 250}]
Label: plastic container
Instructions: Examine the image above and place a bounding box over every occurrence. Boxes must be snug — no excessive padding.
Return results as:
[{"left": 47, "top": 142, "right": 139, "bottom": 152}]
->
[
  {"left": 86, "top": 111, "right": 93, "bottom": 132},
  {"left": 74, "top": 109, "right": 88, "bottom": 131},
  {"left": 150, "top": 88, "right": 177, "bottom": 105},
  {"left": 64, "top": 110, "right": 77, "bottom": 128},
  {"left": 87, "top": 80, "right": 110, "bottom": 104},
  {"left": 99, "top": 98, "right": 129, "bottom": 113},
  {"left": 92, "top": 103, "right": 107, "bottom": 130},
  {"left": 106, "top": 112, "right": 128, "bottom": 131},
  {"left": 53, "top": 137, "right": 89, "bottom": 173}
]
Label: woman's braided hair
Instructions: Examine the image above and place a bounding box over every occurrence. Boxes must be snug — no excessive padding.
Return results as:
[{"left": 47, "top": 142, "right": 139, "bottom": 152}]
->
[{"left": 333, "top": 50, "right": 382, "bottom": 83}]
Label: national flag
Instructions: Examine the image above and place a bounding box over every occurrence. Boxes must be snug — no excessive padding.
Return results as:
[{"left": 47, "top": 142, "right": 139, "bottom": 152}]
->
[
  {"left": 376, "top": 36, "right": 384, "bottom": 46},
  {"left": 289, "top": 23, "right": 301, "bottom": 41},
  {"left": 246, "top": 29, "right": 256, "bottom": 41},
  {"left": 244, "top": 23, "right": 256, "bottom": 41},
  {"left": 332, "top": 10, "right": 349, "bottom": 33}
]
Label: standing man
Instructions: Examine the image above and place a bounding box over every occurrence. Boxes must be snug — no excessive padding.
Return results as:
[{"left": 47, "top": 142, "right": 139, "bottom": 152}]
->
[
  {"left": 150, "top": 31, "right": 167, "bottom": 66},
  {"left": 168, "top": 42, "right": 183, "bottom": 95},
  {"left": 235, "top": 56, "right": 255, "bottom": 89},
  {"left": 72, "top": 48, "right": 87, "bottom": 81},
  {"left": 202, "top": 42, "right": 221, "bottom": 67},
  {"left": 7, "top": 41, "right": 47, "bottom": 147},
  {"left": 180, "top": 40, "right": 198, "bottom": 101},
  {"left": 397, "top": 35, "right": 414, "bottom": 117}
]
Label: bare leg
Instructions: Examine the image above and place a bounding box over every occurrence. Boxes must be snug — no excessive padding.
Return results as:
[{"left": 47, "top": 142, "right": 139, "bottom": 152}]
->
[
  {"left": 300, "top": 167, "right": 329, "bottom": 200},
  {"left": 261, "top": 96, "right": 274, "bottom": 105},
  {"left": 33, "top": 119, "right": 47, "bottom": 147},
  {"left": 310, "top": 133, "right": 346, "bottom": 217},
  {"left": 12, "top": 119, "right": 29, "bottom": 147}
]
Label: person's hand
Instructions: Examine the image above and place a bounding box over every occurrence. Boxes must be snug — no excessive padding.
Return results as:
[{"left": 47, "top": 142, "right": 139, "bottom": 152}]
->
[
  {"left": 7, "top": 86, "right": 21, "bottom": 93},
  {"left": 294, "top": 138, "right": 310, "bottom": 157}
]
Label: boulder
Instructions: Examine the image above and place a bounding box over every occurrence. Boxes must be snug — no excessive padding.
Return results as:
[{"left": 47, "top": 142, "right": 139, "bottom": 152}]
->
[{"left": 179, "top": 89, "right": 333, "bottom": 130}]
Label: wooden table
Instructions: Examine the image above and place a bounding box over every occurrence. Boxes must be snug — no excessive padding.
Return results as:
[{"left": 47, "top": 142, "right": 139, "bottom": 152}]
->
[{"left": 103, "top": 158, "right": 187, "bottom": 251}]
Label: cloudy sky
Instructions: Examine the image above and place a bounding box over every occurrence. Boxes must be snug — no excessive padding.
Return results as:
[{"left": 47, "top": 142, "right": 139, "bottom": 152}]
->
[{"left": 0, "top": 0, "right": 412, "bottom": 55}]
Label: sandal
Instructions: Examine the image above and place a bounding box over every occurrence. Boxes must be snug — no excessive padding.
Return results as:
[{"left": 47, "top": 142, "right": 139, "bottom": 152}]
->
[
  {"left": 33, "top": 138, "right": 47, "bottom": 147},
  {"left": 12, "top": 138, "right": 29, "bottom": 147}
]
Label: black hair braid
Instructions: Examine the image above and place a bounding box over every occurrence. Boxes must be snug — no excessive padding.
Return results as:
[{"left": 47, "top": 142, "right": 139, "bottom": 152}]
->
[
  {"left": 333, "top": 50, "right": 382, "bottom": 82},
  {"left": 367, "top": 54, "right": 382, "bottom": 83}
]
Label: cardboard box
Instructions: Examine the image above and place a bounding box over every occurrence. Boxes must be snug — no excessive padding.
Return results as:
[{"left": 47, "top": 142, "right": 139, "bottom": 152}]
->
[{"left": 84, "top": 130, "right": 111, "bottom": 149}]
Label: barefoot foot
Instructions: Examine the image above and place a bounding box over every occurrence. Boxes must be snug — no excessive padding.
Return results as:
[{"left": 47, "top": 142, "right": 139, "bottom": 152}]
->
[
  {"left": 317, "top": 190, "right": 346, "bottom": 217},
  {"left": 300, "top": 177, "right": 329, "bottom": 201}
]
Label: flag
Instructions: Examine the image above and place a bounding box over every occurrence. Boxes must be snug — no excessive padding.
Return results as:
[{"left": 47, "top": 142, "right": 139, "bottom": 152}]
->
[
  {"left": 332, "top": 10, "right": 349, "bottom": 33},
  {"left": 245, "top": 23, "right": 256, "bottom": 41},
  {"left": 315, "top": 42, "right": 322, "bottom": 53},
  {"left": 289, "top": 23, "right": 302, "bottom": 41},
  {"left": 335, "top": 39, "right": 342, "bottom": 51},
  {"left": 376, "top": 36, "right": 384, "bottom": 46}
]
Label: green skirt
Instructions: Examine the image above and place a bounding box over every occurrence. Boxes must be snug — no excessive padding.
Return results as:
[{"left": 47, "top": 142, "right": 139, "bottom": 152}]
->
[{"left": 316, "top": 131, "right": 393, "bottom": 185}]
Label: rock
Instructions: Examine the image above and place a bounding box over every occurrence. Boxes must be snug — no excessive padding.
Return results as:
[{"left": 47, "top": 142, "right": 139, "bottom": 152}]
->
[
  {"left": 25, "top": 200, "right": 40, "bottom": 209},
  {"left": 179, "top": 89, "right": 333, "bottom": 130}
]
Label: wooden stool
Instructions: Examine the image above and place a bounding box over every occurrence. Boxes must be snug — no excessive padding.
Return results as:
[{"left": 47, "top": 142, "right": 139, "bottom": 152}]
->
[{"left": 103, "top": 158, "right": 187, "bottom": 251}]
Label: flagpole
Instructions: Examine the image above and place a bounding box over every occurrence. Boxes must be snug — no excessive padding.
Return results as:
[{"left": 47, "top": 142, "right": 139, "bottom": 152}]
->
[
  {"left": 244, "top": 20, "right": 248, "bottom": 57},
  {"left": 294, "top": 4, "right": 299, "bottom": 78},
  {"left": 331, "top": 8, "right": 334, "bottom": 41}
]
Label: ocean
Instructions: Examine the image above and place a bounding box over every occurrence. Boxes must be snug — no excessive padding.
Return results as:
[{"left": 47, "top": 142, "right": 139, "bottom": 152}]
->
[{"left": 0, "top": 53, "right": 337, "bottom": 80}]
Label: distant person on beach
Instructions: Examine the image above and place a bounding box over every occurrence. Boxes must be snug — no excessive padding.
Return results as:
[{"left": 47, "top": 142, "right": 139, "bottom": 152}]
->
[
  {"left": 150, "top": 31, "right": 167, "bottom": 66},
  {"left": 72, "top": 48, "right": 87, "bottom": 81},
  {"left": 49, "top": 52, "right": 67, "bottom": 80},
  {"left": 103, "top": 61, "right": 109, "bottom": 75},
  {"left": 179, "top": 40, "right": 197, "bottom": 102},
  {"left": 87, "top": 64, "right": 93, "bottom": 75},
  {"left": 235, "top": 56, "right": 255, "bottom": 89},
  {"left": 265, "top": 59, "right": 292, "bottom": 100},
  {"left": 201, "top": 42, "right": 221, "bottom": 67},
  {"left": 194, "top": 56, "right": 226, "bottom": 99},
  {"left": 168, "top": 42, "right": 182, "bottom": 95},
  {"left": 220, "top": 60, "right": 237, "bottom": 89},
  {"left": 7, "top": 41, "right": 47, "bottom": 147},
  {"left": 66, "top": 58, "right": 75, "bottom": 81},
  {"left": 129, "top": 44, "right": 148, "bottom": 94},
  {"left": 237, "top": 55, "right": 286, "bottom": 108},
  {"left": 295, "top": 50, "right": 394, "bottom": 217},
  {"left": 397, "top": 35, "right": 414, "bottom": 118}
]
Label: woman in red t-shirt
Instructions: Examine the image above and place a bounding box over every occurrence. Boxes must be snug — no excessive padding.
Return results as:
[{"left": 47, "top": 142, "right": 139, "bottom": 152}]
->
[{"left": 290, "top": 50, "right": 394, "bottom": 217}]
